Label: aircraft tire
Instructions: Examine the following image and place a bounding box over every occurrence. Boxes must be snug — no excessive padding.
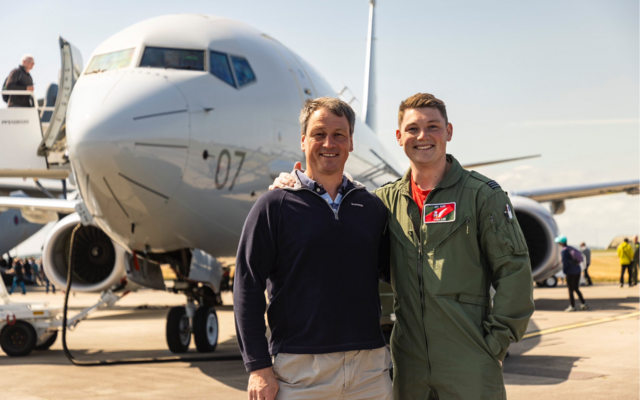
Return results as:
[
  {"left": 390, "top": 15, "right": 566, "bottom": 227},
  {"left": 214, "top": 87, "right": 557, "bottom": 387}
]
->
[
  {"left": 166, "top": 306, "right": 191, "bottom": 353},
  {"left": 545, "top": 276, "right": 558, "bottom": 288},
  {"left": 193, "top": 306, "right": 219, "bottom": 353},
  {"left": 35, "top": 331, "right": 58, "bottom": 350},
  {"left": 1, "top": 320, "right": 37, "bottom": 357}
]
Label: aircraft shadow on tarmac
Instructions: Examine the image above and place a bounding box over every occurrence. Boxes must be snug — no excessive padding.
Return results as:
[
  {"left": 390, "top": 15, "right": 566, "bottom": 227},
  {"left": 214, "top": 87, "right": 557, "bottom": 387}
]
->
[
  {"left": 533, "top": 296, "right": 639, "bottom": 311},
  {"left": 0, "top": 337, "right": 249, "bottom": 391}
]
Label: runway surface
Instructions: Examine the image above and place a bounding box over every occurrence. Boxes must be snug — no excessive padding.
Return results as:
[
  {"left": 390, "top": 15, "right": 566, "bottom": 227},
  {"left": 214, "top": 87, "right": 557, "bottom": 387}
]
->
[{"left": 0, "top": 284, "right": 637, "bottom": 399}]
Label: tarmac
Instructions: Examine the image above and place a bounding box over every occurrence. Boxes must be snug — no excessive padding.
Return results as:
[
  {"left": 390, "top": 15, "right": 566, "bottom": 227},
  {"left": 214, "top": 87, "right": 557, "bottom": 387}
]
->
[{"left": 0, "top": 283, "right": 637, "bottom": 400}]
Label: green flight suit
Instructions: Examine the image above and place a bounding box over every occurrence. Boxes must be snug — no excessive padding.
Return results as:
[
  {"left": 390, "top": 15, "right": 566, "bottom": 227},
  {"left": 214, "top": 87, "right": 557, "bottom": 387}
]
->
[{"left": 374, "top": 154, "right": 535, "bottom": 400}]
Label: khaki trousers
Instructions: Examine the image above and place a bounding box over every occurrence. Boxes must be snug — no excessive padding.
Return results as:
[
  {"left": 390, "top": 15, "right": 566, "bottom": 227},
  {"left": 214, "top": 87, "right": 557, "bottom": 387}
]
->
[{"left": 273, "top": 347, "right": 393, "bottom": 400}]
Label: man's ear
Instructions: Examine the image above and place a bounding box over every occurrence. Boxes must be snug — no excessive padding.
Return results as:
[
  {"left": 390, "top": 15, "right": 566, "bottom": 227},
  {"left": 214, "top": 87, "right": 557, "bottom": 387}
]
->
[
  {"left": 446, "top": 123, "right": 453, "bottom": 142},
  {"left": 349, "top": 135, "right": 354, "bottom": 152},
  {"left": 396, "top": 129, "right": 402, "bottom": 145},
  {"left": 300, "top": 133, "right": 306, "bottom": 152}
]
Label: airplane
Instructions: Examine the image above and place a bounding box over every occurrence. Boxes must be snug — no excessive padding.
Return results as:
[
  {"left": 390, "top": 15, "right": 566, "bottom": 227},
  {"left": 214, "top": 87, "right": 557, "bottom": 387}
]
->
[{"left": 0, "top": 5, "right": 637, "bottom": 355}]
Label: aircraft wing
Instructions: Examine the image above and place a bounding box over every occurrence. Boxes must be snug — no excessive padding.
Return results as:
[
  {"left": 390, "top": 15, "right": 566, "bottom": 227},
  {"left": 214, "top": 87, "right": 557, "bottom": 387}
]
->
[
  {"left": 462, "top": 154, "right": 541, "bottom": 169},
  {"left": 0, "top": 196, "right": 80, "bottom": 214},
  {"left": 511, "top": 180, "right": 640, "bottom": 202}
]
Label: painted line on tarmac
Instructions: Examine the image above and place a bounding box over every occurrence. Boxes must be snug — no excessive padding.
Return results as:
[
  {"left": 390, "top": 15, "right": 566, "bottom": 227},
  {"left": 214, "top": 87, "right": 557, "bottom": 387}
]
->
[{"left": 523, "top": 311, "right": 640, "bottom": 340}]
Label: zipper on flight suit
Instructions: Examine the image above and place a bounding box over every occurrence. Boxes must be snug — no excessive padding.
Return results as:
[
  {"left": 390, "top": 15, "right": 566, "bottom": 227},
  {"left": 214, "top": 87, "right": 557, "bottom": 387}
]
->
[{"left": 415, "top": 190, "right": 435, "bottom": 390}]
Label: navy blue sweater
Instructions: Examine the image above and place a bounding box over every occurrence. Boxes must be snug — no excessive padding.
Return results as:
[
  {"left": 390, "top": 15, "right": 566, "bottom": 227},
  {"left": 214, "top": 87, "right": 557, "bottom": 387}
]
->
[{"left": 234, "top": 180, "right": 389, "bottom": 372}]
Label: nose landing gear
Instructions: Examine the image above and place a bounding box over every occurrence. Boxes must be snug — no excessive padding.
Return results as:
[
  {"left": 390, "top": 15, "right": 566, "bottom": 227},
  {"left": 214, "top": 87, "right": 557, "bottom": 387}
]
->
[{"left": 165, "top": 298, "right": 219, "bottom": 354}]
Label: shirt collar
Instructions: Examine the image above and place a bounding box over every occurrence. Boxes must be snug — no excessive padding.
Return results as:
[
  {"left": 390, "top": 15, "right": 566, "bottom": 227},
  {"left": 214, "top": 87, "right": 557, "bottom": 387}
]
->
[{"left": 295, "top": 170, "right": 349, "bottom": 196}]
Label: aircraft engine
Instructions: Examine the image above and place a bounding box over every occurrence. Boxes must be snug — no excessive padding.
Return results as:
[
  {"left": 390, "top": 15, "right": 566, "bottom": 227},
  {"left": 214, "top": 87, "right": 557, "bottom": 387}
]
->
[
  {"left": 510, "top": 196, "right": 562, "bottom": 282},
  {"left": 42, "top": 213, "right": 127, "bottom": 292}
]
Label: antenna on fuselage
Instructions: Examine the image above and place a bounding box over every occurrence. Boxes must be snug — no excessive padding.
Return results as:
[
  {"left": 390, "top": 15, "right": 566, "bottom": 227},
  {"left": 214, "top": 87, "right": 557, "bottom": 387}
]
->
[{"left": 362, "top": 0, "right": 377, "bottom": 134}]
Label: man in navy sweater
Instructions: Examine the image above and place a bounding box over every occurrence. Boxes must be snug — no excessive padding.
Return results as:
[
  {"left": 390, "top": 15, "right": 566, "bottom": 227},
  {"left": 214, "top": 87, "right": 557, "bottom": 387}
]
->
[{"left": 234, "top": 97, "right": 392, "bottom": 400}]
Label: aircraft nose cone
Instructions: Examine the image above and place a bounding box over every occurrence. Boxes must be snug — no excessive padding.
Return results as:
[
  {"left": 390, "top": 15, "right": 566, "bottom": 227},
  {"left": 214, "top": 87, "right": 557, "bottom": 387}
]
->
[{"left": 67, "top": 71, "right": 190, "bottom": 220}]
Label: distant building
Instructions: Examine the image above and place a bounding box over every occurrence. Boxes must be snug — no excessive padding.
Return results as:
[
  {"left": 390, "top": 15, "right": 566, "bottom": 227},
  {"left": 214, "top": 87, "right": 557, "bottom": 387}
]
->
[{"left": 608, "top": 235, "right": 637, "bottom": 249}]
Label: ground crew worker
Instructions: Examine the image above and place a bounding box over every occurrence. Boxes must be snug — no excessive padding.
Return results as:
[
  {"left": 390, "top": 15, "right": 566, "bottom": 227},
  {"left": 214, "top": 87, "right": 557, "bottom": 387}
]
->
[
  {"left": 270, "top": 93, "right": 535, "bottom": 399},
  {"left": 631, "top": 236, "right": 639, "bottom": 287},
  {"left": 617, "top": 238, "right": 634, "bottom": 287}
]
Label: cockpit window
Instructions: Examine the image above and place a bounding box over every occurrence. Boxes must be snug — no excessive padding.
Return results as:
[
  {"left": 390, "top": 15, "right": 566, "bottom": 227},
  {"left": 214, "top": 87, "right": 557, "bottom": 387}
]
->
[
  {"left": 230, "top": 56, "right": 256, "bottom": 87},
  {"left": 140, "top": 47, "right": 205, "bottom": 71},
  {"left": 209, "top": 51, "right": 235, "bottom": 87},
  {"left": 85, "top": 48, "right": 135, "bottom": 75}
]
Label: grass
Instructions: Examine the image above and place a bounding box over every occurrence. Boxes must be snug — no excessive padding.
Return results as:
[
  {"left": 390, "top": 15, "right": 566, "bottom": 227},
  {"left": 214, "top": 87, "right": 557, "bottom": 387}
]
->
[{"left": 589, "top": 250, "right": 632, "bottom": 283}]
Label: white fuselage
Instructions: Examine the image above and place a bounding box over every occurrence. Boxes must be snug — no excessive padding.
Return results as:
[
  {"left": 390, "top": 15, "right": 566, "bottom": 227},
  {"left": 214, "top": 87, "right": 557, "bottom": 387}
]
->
[
  {"left": 66, "top": 15, "right": 398, "bottom": 257},
  {"left": 0, "top": 208, "right": 42, "bottom": 256}
]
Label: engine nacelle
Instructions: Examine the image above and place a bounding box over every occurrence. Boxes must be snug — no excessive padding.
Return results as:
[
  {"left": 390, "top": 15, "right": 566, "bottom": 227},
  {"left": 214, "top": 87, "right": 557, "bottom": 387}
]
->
[
  {"left": 43, "top": 213, "right": 127, "bottom": 292},
  {"left": 510, "top": 196, "right": 562, "bottom": 282}
]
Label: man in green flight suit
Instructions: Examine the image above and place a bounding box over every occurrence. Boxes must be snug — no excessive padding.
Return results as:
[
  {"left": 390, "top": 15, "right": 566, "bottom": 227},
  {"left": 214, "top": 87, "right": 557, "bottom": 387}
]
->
[
  {"left": 271, "top": 93, "right": 535, "bottom": 399},
  {"left": 374, "top": 93, "right": 534, "bottom": 399}
]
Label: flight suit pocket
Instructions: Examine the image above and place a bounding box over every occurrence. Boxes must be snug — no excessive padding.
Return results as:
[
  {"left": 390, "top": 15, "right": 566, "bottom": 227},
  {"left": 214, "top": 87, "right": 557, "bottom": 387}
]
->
[
  {"left": 484, "top": 212, "right": 526, "bottom": 258},
  {"left": 506, "top": 217, "right": 529, "bottom": 255},
  {"left": 449, "top": 296, "right": 501, "bottom": 367}
]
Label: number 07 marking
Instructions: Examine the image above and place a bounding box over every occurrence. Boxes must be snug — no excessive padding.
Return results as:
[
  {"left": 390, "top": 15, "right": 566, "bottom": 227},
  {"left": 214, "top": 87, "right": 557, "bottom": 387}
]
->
[{"left": 229, "top": 150, "right": 246, "bottom": 191}]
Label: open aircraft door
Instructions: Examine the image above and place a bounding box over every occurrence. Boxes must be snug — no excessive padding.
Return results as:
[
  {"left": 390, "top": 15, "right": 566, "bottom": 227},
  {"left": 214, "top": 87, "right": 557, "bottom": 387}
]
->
[{"left": 38, "top": 37, "right": 84, "bottom": 170}]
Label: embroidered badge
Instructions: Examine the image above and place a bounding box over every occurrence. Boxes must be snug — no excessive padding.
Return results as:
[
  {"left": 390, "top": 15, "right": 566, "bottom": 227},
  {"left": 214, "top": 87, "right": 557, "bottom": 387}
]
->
[{"left": 423, "top": 202, "right": 456, "bottom": 223}]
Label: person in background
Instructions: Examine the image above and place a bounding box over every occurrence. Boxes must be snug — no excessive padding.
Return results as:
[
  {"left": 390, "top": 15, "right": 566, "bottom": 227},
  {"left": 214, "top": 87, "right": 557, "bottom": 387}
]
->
[
  {"left": 580, "top": 242, "right": 593, "bottom": 286},
  {"left": 30, "top": 257, "right": 42, "bottom": 285},
  {"left": 555, "top": 236, "right": 588, "bottom": 312},
  {"left": 630, "top": 236, "right": 639, "bottom": 287},
  {"left": 39, "top": 258, "right": 55, "bottom": 294},
  {"left": 8, "top": 258, "right": 27, "bottom": 295},
  {"left": 617, "top": 238, "right": 634, "bottom": 288},
  {"left": 3, "top": 54, "right": 35, "bottom": 107},
  {"left": 23, "top": 257, "right": 33, "bottom": 283}
]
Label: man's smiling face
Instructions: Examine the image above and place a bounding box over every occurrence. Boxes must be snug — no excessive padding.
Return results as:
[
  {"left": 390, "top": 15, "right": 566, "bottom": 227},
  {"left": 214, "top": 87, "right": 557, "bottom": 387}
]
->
[
  {"left": 396, "top": 107, "right": 452, "bottom": 169},
  {"left": 301, "top": 107, "right": 353, "bottom": 179}
]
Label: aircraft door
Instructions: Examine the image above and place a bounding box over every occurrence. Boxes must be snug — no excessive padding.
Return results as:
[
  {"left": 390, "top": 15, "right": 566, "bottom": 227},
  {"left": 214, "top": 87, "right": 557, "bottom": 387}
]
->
[{"left": 39, "top": 36, "right": 84, "bottom": 167}]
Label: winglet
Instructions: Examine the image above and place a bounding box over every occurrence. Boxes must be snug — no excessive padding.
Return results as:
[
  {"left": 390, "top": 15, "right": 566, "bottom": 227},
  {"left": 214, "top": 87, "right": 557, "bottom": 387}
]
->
[{"left": 362, "top": 0, "right": 377, "bottom": 133}]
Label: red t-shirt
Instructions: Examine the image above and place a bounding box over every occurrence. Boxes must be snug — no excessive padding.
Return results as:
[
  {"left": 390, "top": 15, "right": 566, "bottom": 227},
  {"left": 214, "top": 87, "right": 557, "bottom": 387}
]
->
[{"left": 411, "top": 175, "right": 432, "bottom": 217}]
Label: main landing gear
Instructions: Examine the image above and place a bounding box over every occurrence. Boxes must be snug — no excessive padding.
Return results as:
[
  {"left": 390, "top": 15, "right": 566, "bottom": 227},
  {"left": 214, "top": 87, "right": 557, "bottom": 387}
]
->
[{"left": 166, "top": 297, "right": 219, "bottom": 353}]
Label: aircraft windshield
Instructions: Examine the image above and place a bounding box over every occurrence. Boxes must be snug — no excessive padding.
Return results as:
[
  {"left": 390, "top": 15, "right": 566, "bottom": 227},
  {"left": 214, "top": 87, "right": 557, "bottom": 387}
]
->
[
  {"left": 85, "top": 48, "right": 135, "bottom": 75},
  {"left": 140, "top": 47, "right": 205, "bottom": 71}
]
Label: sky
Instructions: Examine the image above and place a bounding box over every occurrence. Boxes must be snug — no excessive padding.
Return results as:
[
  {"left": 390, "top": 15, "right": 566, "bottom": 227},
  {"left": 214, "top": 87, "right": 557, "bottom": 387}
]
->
[{"left": 1, "top": 0, "right": 638, "bottom": 254}]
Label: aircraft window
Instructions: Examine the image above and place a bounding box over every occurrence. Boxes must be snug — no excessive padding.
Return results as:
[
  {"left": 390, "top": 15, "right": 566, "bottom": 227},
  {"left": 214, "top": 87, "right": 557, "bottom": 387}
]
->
[
  {"left": 85, "top": 48, "right": 135, "bottom": 75},
  {"left": 230, "top": 56, "right": 256, "bottom": 87},
  {"left": 209, "top": 51, "right": 235, "bottom": 87},
  {"left": 140, "top": 47, "right": 205, "bottom": 71}
]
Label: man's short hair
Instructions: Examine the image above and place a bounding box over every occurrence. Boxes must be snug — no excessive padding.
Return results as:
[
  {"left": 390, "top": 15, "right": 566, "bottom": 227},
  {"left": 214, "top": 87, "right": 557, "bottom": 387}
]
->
[
  {"left": 21, "top": 54, "right": 34, "bottom": 64},
  {"left": 624, "top": 238, "right": 629, "bottom": 243},
  {"left": 398, "top": 93, "right": 448, "bottom": 128},
  {"left": 299, "top": 97, "right": 356, "bottom": 136}
]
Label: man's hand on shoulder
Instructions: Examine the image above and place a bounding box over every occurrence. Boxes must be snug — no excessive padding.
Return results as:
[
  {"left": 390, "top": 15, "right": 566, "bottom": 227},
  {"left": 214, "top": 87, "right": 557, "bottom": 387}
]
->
[
  {"left": 248, "top": 366, "right": 279, "bottom": 400},
  {"left": 268, "top": 162, "right": 301, "bottom": 191}
]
